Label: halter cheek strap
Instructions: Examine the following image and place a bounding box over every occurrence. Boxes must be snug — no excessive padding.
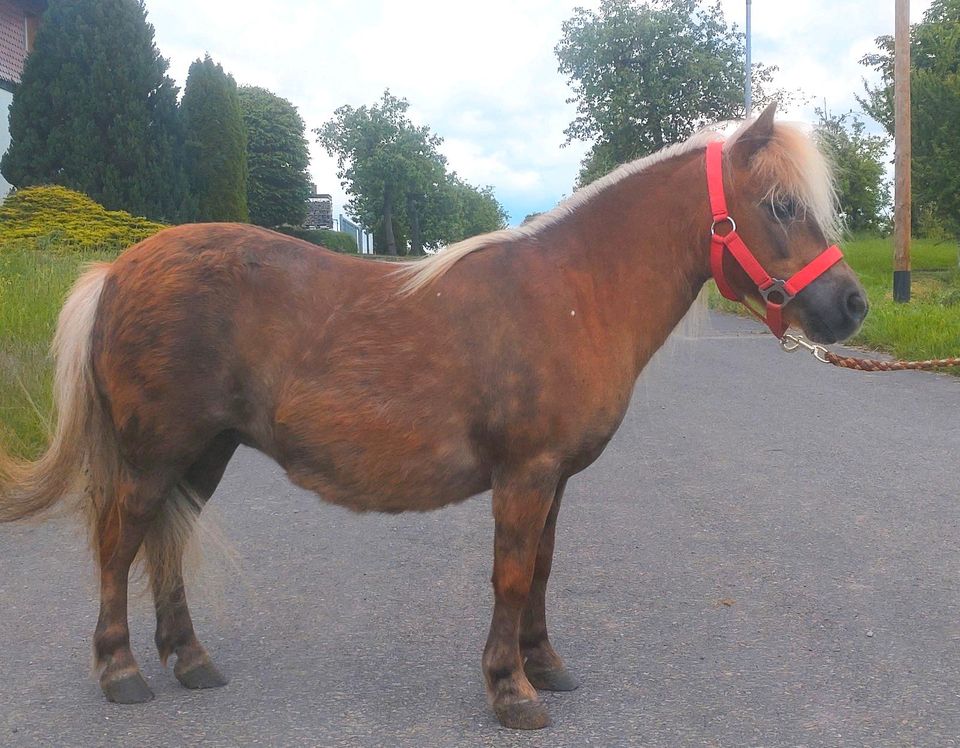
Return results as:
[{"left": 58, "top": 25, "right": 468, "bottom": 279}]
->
[{"left": 706, "top": 141, "right": 843, "bottom": 338}]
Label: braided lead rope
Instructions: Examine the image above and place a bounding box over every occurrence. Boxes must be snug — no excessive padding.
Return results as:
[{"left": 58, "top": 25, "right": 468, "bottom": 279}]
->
[
  {"left": 780, "top": 334, "right": 960, "bottom": 372},
  {"left": 822, "top": 352, "right": 960, "bottom": 371}
]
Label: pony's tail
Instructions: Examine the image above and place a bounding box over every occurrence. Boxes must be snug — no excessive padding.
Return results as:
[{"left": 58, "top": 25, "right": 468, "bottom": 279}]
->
[{"left": 0, "top": 264, "right": 112, "bottom": 523}]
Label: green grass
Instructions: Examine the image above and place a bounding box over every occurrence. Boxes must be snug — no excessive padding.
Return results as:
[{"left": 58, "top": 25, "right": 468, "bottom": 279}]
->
[
  {"left": 843, "top": 237, "right": 960, "bottom": 360},
  {"left": 0, "top": 246, "right": 119, "bottom": 458},
  {"left": 709, "top": 235, "right": 960, "bottom": 362}
]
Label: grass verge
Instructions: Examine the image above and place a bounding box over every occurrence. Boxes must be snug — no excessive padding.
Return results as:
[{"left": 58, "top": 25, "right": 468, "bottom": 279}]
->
[
  {"left": 708, "top": 235, "right": 960, "bottom": 362},
  {"left": 0, "top": 247, "right": 119, "bottom": 458}
]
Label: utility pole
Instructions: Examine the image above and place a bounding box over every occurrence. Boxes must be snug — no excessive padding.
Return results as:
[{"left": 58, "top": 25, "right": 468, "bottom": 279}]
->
[
  {"left": 894, "top": 0, "right": 911, "bottom": 302},
  {"left": 745, "top": 0, "right": 753, "bottom": 115}
]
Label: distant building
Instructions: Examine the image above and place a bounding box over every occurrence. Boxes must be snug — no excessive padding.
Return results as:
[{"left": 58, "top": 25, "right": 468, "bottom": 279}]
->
[
  {"left": 0, "top": 0, "right": 45, "bottom": 197},
  {"left": 304, "top": 184, "right": 333, "bottom": 230},
  {"left": 302, "top": 186, "right": 374, "bottom": 252}
]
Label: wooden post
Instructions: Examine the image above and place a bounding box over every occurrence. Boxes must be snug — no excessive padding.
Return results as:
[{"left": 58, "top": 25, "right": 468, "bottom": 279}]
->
[{"left": 893, "top": 0, "right": 911, "bottom": 302}]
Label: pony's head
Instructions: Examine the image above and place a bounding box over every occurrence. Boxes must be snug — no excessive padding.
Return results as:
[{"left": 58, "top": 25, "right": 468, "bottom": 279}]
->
[{"left": 714, "top": 103, "right": 867, "bottom": 343}]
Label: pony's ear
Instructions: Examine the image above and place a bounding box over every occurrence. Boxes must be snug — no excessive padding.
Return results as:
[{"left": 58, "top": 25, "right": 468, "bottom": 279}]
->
[{"left": 728, "top": 101, "right": 777, "bottom": 168}]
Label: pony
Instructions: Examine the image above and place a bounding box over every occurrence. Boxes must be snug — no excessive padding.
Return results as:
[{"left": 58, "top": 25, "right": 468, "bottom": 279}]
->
[{"left": 0, "top": 103, "right": 866, "bottom": 729}]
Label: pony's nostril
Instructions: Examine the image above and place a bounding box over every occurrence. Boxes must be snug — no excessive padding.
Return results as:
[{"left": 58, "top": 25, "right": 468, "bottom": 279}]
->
[{"left": 846, "top": 290, "right": 868, "bottom": 320}]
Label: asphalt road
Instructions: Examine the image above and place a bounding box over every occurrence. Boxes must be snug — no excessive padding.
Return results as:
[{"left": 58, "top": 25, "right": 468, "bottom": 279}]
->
[{"left": 2, "top": 312, "right": 960, "bottom": 747}]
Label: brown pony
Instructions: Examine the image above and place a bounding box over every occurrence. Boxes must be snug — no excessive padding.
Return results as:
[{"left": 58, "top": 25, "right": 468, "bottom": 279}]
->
[{"left": 0, "top": 104, "right": 866, "bottom": 729}]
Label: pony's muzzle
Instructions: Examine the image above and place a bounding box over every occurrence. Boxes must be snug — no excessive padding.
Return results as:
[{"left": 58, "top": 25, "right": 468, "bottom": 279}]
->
[{"left": 794, "top": 274, "right": 869, "bottom": 344}]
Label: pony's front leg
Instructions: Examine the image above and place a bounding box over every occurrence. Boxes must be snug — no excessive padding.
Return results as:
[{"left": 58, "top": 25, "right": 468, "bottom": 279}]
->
[
  {"left": 519, "top": 478, "right": 578, "bottom": 692},
  {"left": 483, "top": 466, "right": 558, "bottom": 730}
]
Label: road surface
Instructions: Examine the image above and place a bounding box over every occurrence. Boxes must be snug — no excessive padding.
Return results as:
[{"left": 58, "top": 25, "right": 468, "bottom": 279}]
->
[{"left": 2, "top": 312, "right": 959, "bottom": 747}]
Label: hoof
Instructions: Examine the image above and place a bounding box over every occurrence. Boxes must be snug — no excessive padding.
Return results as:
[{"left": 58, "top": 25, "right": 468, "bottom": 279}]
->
[
  {"left": 525, "top": 664, "right": 579, "bottom": 692},
  {"left": 175, "top": 660, "right": 228, "bottom": 690},
  {"left": 494, "top": 699, "right": 550, "bottom": 730},
  {"left": 102, "top": 671, "right": 154, "bottom": 704}
]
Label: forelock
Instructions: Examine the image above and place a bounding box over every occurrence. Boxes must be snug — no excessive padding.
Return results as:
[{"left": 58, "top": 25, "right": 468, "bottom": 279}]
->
[{"left": 726, "top": 120, "right": 842, "bottom": 243}]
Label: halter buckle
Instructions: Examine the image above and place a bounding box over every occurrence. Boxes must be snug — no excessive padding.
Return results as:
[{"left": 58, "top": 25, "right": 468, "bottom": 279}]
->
[{"left": 759, "top": 278, "right": 794, "bottom": 306}]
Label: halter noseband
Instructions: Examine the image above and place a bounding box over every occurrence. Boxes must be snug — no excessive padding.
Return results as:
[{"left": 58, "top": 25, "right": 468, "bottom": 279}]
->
[{"left": 706, "top": 140, "right": 843, "bottom": 338}]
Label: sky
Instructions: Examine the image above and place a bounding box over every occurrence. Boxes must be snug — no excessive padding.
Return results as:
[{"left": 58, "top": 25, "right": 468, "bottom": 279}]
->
[{"left": 147, "top": 0, "right": 933, "bottom": 228}]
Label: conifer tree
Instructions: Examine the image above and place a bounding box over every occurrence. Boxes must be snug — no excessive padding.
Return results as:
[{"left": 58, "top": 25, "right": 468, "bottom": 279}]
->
[
  {"left": 238, "top": 86, "right": 311, "bottom": 228},
  {"left": 180, "top": 55, "right": 249, "bottom": 222},
  {"left": 1, "top": 0, "right": 187, "bottom": 221}
]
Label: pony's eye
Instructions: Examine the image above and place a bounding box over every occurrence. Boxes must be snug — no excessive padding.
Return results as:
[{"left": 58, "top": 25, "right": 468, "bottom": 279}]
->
[{"left": 766, "top": 197, "right": 798, "bottom": 222}]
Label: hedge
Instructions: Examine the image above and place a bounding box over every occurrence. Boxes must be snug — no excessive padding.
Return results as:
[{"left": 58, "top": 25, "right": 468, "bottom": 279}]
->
[
  {"left": 276, "top": 226, "right": 358, "bottom": 253},
  {"left": 0, "top": 185, "right": 167, "bottom": 251}
]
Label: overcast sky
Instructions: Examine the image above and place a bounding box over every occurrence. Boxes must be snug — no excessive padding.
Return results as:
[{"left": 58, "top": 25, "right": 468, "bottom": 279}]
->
[{"left": 147, "top": 0, "right": 932, "bottom": 226}]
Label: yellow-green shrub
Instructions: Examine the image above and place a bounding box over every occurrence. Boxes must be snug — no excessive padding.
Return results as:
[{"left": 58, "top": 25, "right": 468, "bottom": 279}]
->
[{"left": 0, "top": 185, "right": 166, "bottom": 251}]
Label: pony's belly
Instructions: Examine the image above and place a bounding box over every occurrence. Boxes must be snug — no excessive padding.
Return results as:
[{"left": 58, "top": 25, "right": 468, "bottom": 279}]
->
[{"left": 279, "top": 437, "right": 489, "bottom": 513}]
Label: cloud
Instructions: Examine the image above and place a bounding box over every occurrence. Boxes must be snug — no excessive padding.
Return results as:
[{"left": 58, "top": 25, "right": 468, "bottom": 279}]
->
[
  {"left": 717, "top": 0, "right": 933, "bottom": 121},
  {"left": 148, "top": 0, "right": 927, "bottom": 226},
  {"left": 149, "top": 0, "right": 598, "bottom": 224}
]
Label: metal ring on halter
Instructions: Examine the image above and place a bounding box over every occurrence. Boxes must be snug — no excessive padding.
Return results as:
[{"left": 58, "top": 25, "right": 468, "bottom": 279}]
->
[
  {"left": 710, "top": 216, "right": 736, "bottom": 236},
  {"left": 758, "top": 278, "right": 795, "bottom": 305}
]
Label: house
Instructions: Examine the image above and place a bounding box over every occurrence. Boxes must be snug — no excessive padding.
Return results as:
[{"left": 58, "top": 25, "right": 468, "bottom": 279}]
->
[{"left": 0, "top": 0, "right": 45, "bottom": 196}]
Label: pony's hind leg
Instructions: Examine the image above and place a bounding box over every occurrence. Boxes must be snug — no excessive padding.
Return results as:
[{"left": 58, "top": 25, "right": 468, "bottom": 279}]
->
[
  {"left": 94, "top": 467, "right": 175, "bottom": 704},
  {"left": 519, "top": 479, "right": 578, "bottom": 692},
  {"left": 146, "top": 488, "right": 227, "bottom": 691},
  {"left": 483, "top": 465, "right": 558, "bottom": 730},
  {"left": 147, "top": 434, "right": 237, "bottom": 690},
  {"left": 149, "top": 536, "right": 227, "bottom": 690}
]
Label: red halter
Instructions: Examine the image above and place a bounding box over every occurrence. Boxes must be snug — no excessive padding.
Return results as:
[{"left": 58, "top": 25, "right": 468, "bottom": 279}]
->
[{"left": 706, "top": 140, "right": 843, "bottom": 338}]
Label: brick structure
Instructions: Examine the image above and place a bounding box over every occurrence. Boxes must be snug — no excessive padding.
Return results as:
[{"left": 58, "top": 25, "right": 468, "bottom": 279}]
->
[{"left": 304, "top": 185, "right": 333, "bottom": 230}]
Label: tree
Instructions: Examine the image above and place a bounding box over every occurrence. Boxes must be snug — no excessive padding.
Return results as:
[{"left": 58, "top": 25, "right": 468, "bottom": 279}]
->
[
  {"left": 859, "top": 0, "right": 960, "bottom": 237},
  {"left": 556, "top": 0, "right": 795, "bottom": 186},
  {"left": 411, "top": 173, "right": 509, "bottom": 251},
  {"left": 180, "top": 55, "right": 248, "bottom": 222},
  {"left": 238, "top": 86, "right": 311, "bottom": 228},
  {"left": 317, "top": 90, "right": 447, "bottom": 256},
  {"left": 400, "top": 150, "right": 508, "bottom": 253},
  {"left": 318, "top": 90, "right": 509, "bottom": 255},
  {"left": 444, "top": 177, "right": 509, "bottom": 242},
  {"left": 399, "top": 124, "right": 448, "bottom": 255},
  {"left": 816, "top": 110, "right": 890, "bottom": 234},
  {"left": 1, "top": 0, "right": 187, "bottom": 221}
]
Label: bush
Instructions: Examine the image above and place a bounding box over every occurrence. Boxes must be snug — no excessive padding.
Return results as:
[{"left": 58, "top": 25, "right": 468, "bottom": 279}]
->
[
  {"left": 0, "top": 185, "right": 166, "bottom": 251},
  {"left": 276, "top": 227, "right": 358, "bottom": 253}
]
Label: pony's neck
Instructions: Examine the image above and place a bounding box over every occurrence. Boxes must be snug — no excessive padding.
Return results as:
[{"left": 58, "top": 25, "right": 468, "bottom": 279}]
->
[{"left": 540, "top": 149, "right": 713, "bottom": 377}]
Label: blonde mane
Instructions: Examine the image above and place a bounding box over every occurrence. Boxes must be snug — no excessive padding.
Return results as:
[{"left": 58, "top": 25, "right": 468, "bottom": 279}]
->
[{"left": 396, "top": 117, "right": 839, "bottom": 295}]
